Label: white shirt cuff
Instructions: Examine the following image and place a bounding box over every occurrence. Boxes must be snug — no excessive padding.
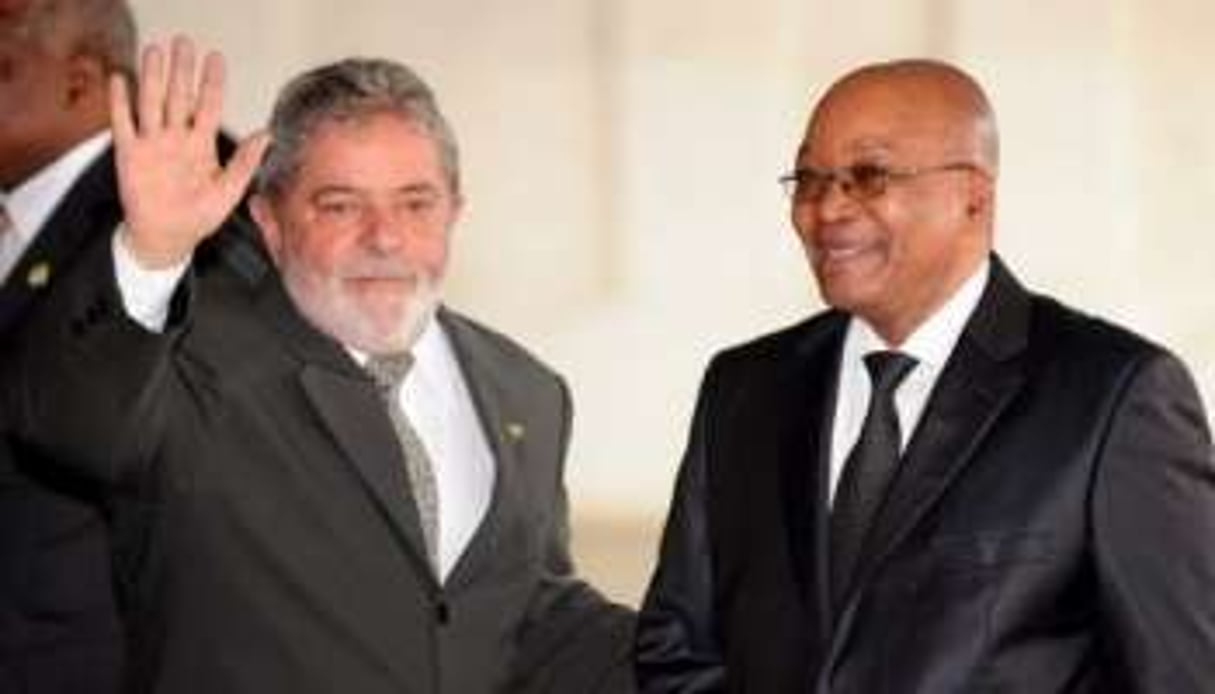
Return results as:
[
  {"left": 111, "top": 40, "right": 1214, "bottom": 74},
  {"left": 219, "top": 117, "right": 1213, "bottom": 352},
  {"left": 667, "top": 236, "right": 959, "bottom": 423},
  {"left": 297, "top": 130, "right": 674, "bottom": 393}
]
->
[{"left": 111, "top": 227, "right": 191, "bottom": 332}]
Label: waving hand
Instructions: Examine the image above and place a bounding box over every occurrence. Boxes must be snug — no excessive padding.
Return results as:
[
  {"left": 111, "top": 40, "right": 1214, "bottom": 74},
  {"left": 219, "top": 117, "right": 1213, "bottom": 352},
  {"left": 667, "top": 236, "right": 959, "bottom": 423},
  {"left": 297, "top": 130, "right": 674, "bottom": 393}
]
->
[{"left": 110, "top": 37, "right": 271, "bottom": 268}]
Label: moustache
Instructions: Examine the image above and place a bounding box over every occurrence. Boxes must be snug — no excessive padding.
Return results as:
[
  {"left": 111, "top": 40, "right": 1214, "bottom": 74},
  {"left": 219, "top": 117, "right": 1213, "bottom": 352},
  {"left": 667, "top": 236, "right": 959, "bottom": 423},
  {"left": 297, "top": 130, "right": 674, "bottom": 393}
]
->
[{"left": 338, "top": 261, "right": 429, "bottom": 283}]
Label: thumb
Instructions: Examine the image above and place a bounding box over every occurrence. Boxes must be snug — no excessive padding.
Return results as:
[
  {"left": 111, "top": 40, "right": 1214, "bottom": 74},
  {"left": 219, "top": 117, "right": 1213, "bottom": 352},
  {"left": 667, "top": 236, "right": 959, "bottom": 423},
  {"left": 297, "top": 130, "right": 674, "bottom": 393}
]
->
[{"left": 217, "top": 130, "right": 273, "bottom": 205}]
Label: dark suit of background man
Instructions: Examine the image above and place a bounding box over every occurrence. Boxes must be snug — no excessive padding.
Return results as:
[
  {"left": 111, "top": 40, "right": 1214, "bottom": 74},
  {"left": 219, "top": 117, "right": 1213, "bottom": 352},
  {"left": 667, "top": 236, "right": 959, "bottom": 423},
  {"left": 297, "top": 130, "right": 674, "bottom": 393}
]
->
[
  {"left": 636, "top": 59, "right": 1215, "bottom": 693},
  {"left": 0, "top": 1, "right": 138, "bottom": 691},
  {"left": 2, "top": 37, "right": 634, "bottom": 693}
]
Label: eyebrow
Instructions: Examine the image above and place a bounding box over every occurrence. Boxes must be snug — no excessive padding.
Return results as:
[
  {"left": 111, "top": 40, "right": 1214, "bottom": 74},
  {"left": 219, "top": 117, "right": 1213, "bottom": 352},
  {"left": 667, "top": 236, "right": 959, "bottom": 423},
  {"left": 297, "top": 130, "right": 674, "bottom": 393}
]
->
[
  {"left": 393, "top": 183, "right": 442, "bottom": 196},
  {"left": 310, "top": 185, "right": 359, "bottom": 198},
  {"left": 309, "top": 182, "right": 441, "bottom": 199}
]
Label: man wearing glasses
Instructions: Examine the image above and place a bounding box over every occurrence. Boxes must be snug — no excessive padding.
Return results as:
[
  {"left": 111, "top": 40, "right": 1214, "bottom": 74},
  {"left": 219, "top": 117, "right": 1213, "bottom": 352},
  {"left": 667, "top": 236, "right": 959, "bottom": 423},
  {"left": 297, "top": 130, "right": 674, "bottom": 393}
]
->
[{"left": 636, "top": 59, "right": 1215, "bottom": 692}]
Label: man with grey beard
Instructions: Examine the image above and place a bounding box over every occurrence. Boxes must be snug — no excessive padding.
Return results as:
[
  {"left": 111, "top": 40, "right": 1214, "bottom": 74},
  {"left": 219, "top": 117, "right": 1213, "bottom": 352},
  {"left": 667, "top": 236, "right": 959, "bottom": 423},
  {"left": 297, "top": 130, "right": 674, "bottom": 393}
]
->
[{"left": 2, "top": 36, "right": 634, "bottom": 694}]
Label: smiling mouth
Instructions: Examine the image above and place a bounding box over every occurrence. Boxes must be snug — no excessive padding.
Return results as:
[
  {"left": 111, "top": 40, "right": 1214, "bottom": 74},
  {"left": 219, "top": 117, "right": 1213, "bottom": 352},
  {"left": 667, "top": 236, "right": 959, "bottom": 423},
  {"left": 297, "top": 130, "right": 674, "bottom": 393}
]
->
[{"left": 813, "top": 240, "right": 880, "bottom": 268}]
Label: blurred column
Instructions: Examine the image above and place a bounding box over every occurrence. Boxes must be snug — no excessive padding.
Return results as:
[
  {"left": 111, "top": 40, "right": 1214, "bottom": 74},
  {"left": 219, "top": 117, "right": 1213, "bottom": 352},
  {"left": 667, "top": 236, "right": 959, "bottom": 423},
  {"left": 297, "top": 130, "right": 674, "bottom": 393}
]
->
[{"left": 1125, "top": 0, "right": 1215, "bottom": 406}]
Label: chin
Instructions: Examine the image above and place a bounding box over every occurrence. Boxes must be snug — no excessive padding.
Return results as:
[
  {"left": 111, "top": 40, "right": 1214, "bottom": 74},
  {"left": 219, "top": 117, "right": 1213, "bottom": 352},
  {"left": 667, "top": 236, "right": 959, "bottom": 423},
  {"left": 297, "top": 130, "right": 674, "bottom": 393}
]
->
[
  {"left": 350, "top": 332, "right": 413, "bottom": 355},
  {"left": 814, "top": 259, "right": 894, "bottom": 308},
  {"left": 345, "top": 305, "right": 436, "bottom": 354},
  {"left": 355, "top": 291, "right": 440, "bottom": 353},
  {"left": 815, "top": 277, "right": 863, "bottom": 310},
  {"left": 283, "top": 260, "right": 444, "bottom": 354}
]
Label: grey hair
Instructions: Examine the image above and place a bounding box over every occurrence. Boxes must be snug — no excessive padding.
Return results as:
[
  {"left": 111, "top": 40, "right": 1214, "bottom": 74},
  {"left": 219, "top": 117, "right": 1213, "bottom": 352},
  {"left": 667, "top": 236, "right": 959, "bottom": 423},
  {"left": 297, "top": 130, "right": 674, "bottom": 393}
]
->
[
  {"left": 18, "top": 0, "right": 137, "bottom": 78},
  {"left": 255, "top": 58, "right": 461, "bottom": 197}
]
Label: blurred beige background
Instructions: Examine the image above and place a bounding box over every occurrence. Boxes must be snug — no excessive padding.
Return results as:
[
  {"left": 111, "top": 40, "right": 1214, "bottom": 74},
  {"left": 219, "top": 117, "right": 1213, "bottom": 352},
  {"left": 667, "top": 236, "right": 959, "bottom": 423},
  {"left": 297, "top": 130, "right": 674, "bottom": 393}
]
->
[{"left": 131, "top": 0, "right": 1215, "bottom": 605}]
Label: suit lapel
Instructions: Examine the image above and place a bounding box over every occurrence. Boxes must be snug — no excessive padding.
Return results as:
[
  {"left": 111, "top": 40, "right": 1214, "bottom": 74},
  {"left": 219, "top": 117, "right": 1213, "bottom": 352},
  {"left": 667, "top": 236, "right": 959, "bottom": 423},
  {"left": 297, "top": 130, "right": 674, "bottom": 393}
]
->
[
  {"left": 249, "top": 271, "right": 437, "bottom": 580},
  {"left": 843, "top": 258, "right": 1032, "bottom": 610},
  {"left": 251, "top": 286, "right": 530, "bottom": 586},
  {"left": 780, "top": 314, "right": 847, "bottom": 631},
  {"left": 0, "top": 149, "right": 120, "bottom": 334},
  {"left": 298, "top": 365, "right": 435, "bottom": 578}
]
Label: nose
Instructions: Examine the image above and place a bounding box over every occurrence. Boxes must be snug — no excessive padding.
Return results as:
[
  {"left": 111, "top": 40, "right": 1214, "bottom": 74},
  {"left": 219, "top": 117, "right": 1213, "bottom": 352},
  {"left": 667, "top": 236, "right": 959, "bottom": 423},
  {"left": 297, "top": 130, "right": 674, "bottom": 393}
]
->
[{"left": 363, "top": 205, "right": 408, "bottom": 254}]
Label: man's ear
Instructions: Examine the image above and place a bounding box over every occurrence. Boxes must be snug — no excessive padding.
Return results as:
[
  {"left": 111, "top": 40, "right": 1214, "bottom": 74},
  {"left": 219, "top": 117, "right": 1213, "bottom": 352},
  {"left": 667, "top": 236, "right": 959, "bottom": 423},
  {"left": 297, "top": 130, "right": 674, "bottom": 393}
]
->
[
  {"left": 965, "top": 171, "right": 994, "bottom": 219},
  {"left": 65, "top": 53, "right": 106, "bottom": 108},
  {"left": 249, "top": 194, "right": 284, "bottom": 263}
]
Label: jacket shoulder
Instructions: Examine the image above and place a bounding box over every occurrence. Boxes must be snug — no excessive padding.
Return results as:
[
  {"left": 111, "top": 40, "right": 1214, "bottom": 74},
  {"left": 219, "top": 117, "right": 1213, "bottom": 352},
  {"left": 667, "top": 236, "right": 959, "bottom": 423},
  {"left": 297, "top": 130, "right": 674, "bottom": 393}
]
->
[
  {"left": 1019, "top": 292, "right": 1208, "bottom": 422},
  {"left": 439, "top": 308, "right": 565, "bottom": 387},
  {"left": 710, "top": 309, "right": 845, "bottom": 370},
  {"left": 1029, "top": 293, "right": 1173, "bottom": 369}
]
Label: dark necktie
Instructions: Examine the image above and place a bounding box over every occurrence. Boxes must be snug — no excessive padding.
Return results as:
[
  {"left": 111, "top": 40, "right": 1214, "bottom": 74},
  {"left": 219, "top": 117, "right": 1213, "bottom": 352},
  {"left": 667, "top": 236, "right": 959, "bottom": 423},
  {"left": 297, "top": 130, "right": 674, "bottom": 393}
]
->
[
  {"left": 364, "top": 352, "right": 441, "bottom": 570},
  {"left": 830, "top": 350, "right": 917, "bottom": 611}
]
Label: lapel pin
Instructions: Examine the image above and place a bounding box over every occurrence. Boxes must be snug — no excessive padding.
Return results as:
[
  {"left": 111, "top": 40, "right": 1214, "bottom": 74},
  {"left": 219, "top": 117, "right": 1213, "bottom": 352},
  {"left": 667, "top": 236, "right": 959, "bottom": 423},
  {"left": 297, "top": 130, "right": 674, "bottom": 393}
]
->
[
  {"left": 505, "top": 422, "right": 526, "bottom": 442},
  {"left": 26, "top": 261, "right": 51, "bottom": 289}
]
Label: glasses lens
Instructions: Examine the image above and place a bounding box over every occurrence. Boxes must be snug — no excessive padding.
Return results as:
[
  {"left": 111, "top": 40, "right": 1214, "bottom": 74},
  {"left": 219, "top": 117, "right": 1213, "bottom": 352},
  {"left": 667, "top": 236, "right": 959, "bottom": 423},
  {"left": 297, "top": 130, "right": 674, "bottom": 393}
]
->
[
  {"left": 780, "top": 173, "right": 800, "bottom": 198},
  {"left": 782, "top": 170, "right": 820, "bottom": 201},
  {"left": 848, "top": 164, "right": 890, "bottom": 199},
  {"left": 790, "top": 169, "right": 834, "bottom": 202}
]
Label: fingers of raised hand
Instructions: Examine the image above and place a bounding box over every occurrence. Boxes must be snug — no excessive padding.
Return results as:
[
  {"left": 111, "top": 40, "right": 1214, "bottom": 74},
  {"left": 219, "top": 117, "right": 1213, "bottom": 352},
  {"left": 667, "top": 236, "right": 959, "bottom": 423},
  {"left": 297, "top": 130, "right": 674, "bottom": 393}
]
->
[
  {"left": 132, "top": 36, "right": 224, "bottom": 138},
  {"left": 164, "top": 36, "right": 197, "bottom": 129},
  {"left": 219, "top": 131, "right": 273, "bottom": 203},
  {"left": 193, "top": 52, "right": 227, "bottom": 138},
  {"left": 136, "top": 42, "right": 166, "bottom": 134},
  {"left": 108, "top": 36, "right": 243, "bottom": 266}
]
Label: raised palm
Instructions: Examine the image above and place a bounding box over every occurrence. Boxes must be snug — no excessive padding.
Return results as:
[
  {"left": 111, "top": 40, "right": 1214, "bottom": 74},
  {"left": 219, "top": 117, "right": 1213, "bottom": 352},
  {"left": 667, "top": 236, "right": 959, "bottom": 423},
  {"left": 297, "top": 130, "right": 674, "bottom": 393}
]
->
[{"left": 110, "top": 37, "right": 270, "bottom": 268}]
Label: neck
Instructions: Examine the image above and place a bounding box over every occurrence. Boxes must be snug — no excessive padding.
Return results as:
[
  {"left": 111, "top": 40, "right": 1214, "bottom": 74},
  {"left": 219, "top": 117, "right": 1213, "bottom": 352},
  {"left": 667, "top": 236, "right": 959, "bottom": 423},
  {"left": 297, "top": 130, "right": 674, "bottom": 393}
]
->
[
  {"left": 866, "top": 251, "right": 990, "bottom": 348},
  {"left": 4, "top": 119, "right": 108, "bottom": 189}
]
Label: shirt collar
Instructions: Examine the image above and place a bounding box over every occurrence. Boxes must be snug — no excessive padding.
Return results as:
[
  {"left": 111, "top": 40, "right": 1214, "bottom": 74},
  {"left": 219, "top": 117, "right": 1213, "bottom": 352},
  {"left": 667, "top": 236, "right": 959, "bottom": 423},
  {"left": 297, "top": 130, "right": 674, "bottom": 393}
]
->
[
  {"left": 5, "top": 130, "right": 112, "bottom": 245},
  {"left": 408, "top": 311, "right": 448, "bottom": 385},
  {"left": 848, "top": 257, "right": 990, "bottom": 370}
]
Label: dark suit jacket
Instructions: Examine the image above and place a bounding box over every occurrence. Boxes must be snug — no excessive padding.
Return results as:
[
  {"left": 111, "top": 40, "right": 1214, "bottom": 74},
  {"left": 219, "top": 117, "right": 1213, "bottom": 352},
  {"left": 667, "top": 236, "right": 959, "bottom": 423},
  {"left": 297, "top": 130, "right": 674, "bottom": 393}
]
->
[
  {"left": 3, "top": 222, "right": 633, "bottom": 694},
  {"left": 636, "top": 257, "right": 1215, "bottom": 693},
  {"left": 0, "top": 148, "right": 123, "bottom": 694}
]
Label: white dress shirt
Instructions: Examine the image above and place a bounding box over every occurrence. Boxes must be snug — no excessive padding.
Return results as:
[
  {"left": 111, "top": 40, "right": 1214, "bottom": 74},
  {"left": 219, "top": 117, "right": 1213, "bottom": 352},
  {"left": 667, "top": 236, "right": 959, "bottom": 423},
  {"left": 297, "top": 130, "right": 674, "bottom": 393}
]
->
[
  {"left": 827, "top": 259, "right": 990, "bottom": 505},
  {"left": 396, "top": 319, "right": 496, "bottom": 581},
  {"left": 112, "top": 237, "right": 496, "bottom": 582},
  {"left": 0, "top": 131, "right": 112, "bottom": 282}
]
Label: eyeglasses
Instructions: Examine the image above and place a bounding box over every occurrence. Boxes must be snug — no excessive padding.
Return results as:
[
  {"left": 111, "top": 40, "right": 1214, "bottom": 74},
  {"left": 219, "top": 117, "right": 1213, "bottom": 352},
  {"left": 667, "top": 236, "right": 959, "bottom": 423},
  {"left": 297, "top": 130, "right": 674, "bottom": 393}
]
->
[{"left": 778, "top": 162, "right": 981, "bottom": 203}]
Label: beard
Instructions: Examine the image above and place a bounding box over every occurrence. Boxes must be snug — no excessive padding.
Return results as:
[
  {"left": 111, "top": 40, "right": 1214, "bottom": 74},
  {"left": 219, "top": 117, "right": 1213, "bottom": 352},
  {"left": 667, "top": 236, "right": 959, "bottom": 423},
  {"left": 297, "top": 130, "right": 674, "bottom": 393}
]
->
[{"left": 278, "top": 252, "right": 442, "bottom": 355}]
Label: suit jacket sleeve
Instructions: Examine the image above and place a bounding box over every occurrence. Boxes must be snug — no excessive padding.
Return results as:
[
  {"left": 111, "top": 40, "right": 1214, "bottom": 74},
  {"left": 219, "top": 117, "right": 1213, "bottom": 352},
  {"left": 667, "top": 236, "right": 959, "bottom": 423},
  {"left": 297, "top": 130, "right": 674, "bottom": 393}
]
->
[
  {"left": 1092, "top": 349, "right": 1215, "bottom": 692},
  {"left": 508, "top": 374, "right": 638, "bottom": 694},
  {"left": 635, "top": 360, "right": 726, "bottom": 693}
]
